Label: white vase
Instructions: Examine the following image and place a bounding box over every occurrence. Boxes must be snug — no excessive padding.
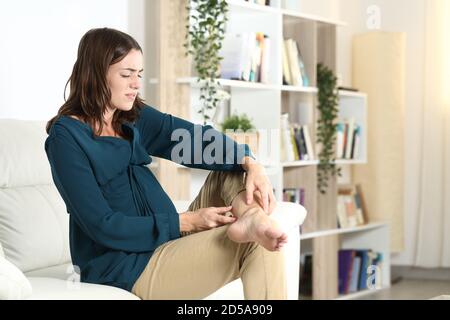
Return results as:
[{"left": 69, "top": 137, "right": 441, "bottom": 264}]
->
[{"left": 212, "top": 100, "right": 229, "bottom": 129}]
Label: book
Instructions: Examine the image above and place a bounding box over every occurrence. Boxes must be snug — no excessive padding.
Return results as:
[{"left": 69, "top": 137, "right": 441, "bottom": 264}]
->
[
  {"left": 336, "top": 122, "right": 345, "bottom": 159},
  {"left": 259, "top": 35, "right": 270, "bottom": 84},
  {"left": 348, "top": 256, "right": 362, "bottom": 293},
  {"left": 300, "top": 254, "right": 313, "bottom": 297},
  {"left": 345, "top": 117, "right": 355, "bottom": 159},
  {"left": 337, "top": 185, "right": 366, "bottom": 228},
  {"left": 280, "top": 113, "right": 295, "bottom": 161},
  {"left": 285, "top": 39, "right": 303, "bottom": 86},
  {"left": 282, "top": 39, "right": 292, "bottom": 85},
  {"left": 338, "top": 250, "right": 355, "bottom": 294},
  {"left": 351, "top": 125, "right": 361, "bottom": 159},
  {"left": 302, "top": 125, "right": 315, "bottom": 160}
]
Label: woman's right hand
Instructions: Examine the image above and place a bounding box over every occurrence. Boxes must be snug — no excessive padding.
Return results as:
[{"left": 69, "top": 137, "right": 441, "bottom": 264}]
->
[{"left": 179, "top": 206, "right": 236, "bottom": 233}]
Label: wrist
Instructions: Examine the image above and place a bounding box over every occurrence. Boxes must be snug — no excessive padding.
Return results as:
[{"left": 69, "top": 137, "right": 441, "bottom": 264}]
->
[
  {"left": 179, "top": 212, "right": 195, "bottom": 233},
  {"left": 241, "top": 156, "right": 259, "bottom": 172}
]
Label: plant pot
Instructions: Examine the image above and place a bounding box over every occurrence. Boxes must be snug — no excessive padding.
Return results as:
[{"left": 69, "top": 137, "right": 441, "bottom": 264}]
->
[{"left": 224, "top": 130, "right": 259, "bottom": 157}]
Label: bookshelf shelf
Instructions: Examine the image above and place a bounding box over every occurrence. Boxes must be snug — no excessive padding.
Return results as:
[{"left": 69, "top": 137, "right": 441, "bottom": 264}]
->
[
  {"left": 227, "top": 0, "right": 281, "bottom": 14},
  {"left": 338, "top": 90, "right": 367, "bottom": 98},
  {"left": 300, "top": 222, "right": 387, "bottom": 240},
  {"left": 281, "top": 85, "right": 318, "bottom": 93},
  {"left": 336, "top": 287, "right": 384, "bottom": 300},
  {"left": 176, "top": 77, "right": 279, "bottom": 90},
  {"left": 282, "top": 9, "right": 346, "bottom": 26},
  {"left": 335, "top": 159, "right": 367, "bottom": 165},
  {"left": 281, "top": 160, "right": 319, "bottom": 167},
  {"left": 177, "top": 78, "right": 367, "bottom": 97}
]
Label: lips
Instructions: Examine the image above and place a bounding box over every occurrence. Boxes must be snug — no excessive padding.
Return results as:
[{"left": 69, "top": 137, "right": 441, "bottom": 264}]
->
[{"left": 125, "top": 93, "right": 137, "bottom": 100}]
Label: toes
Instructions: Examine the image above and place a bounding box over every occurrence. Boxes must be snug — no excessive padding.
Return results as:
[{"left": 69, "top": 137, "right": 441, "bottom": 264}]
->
[{"left": 264, "top": 227, "right": 283, "bottom": 239}]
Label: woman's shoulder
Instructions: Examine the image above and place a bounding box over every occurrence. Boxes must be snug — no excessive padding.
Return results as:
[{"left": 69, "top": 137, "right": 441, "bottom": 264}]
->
[{"left": 47, "top": 115, "right": 91, "bottom": 142}]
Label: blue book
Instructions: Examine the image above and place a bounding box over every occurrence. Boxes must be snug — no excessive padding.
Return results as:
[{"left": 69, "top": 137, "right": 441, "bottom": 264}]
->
[
  {"left": 338, "top": 250, "right": 355, "bottom": 294},
  {"left": 349, "top": 256, "right": 361, "bottom": 293},
  {"left": 358, "top": 250, "right": 370, "bottom": 290}
]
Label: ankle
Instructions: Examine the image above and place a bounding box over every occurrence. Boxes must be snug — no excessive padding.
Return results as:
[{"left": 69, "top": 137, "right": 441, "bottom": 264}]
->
[{"left": 241, "top": 207, "right": 268, "bottom": 222}]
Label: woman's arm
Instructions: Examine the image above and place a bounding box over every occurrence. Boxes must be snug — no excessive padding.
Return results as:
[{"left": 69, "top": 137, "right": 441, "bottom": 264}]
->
[
  {"left": 45, "top": 124, "right": 173, "bottom": 252},
  {"left": 135, "top": 105, "right": 255, "bottom": 171}
]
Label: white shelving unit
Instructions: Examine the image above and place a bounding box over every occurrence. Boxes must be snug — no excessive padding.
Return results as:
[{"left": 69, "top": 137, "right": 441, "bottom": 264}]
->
[{"left": 175, "top": 0, "right": 389, "bottom": 300}]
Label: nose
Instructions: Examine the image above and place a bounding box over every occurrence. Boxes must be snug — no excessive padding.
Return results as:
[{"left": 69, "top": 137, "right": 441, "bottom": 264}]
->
[{"left": 130, "top": 75, "right": 141, "bottom": 90}]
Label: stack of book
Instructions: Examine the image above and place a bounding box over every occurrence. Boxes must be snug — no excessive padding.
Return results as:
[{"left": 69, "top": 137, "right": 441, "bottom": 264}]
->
[
  {"left": 280, "top": 113, "right": 314, "bottom": 162},
  {"left": 336, "top": 117, "right": 361, "bottom": 160},
  {"left": 282, "top": 38, "right": 310, "bottom": 86},
  {"left": 219, "top": 32, "right": 271, "bottom": 84},
  {"left": 337, "top": 184, "right": 367, "bottom": 229},
  {"left": 338, "top": 249, "right": 383, "bottom": 295},
  {"left": 283, "top": 188, "right": 306, "bottom": 206}
]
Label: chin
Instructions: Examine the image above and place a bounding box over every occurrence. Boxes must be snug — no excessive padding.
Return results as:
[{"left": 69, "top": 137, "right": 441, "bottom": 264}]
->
[{"left": 117, "top": 103, "right": 134, "bottom": 112}]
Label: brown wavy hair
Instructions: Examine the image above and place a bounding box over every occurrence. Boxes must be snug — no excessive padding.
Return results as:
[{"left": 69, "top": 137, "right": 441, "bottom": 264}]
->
[{"left": 46, "top": 27, "right": 145, "bottom": 136}]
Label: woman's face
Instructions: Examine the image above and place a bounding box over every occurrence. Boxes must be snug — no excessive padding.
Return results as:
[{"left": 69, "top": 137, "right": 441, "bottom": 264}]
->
[{"left": 106, "top": 49, "right": 143, "bottom": 112}]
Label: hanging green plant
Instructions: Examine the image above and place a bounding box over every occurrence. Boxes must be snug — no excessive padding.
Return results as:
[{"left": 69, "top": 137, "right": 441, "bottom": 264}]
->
[
  {"left": 316, "top": 63, "right": 341, "bottom": 194},
  {"left": 183, "top": 0, "right": 229, "bottom": 125}
]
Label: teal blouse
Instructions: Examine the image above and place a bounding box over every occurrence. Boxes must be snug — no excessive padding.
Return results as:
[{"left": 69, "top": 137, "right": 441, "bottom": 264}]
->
[{"left": 44, "top": 105, "right": 253, "bottom": 291}]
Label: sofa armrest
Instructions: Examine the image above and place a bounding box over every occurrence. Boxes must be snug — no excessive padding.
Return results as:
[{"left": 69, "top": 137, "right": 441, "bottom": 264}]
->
[
  {"left": 269, "top": 201, "right": 307, "bottom": 233},
  {"left": 173, "top": 200, "right": 306, "bottom": 227}
]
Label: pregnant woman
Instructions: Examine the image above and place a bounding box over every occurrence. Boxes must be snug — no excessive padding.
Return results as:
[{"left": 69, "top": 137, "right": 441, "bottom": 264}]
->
[{"left": 45, "top": 27, "right": 287, "bottom": 300}]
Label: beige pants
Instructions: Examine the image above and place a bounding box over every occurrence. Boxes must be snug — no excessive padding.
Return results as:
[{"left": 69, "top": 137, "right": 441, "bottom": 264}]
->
[{"left": 131, "top": 171, "right": 287, "bottom": 300}]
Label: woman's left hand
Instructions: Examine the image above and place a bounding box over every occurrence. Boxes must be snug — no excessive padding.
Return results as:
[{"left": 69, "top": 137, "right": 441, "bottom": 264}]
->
[{"left": 242, "top": 157, "right": 276, "bottom": 215}]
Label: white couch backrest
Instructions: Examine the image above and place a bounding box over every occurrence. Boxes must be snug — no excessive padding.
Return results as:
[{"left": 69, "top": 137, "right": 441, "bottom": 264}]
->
[{"left": 0, "top": 119, "right": 71, "bottom": 272}]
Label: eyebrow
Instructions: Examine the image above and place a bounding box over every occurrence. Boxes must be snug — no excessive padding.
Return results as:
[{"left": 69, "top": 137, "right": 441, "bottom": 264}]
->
[{"left": 121, "top": 68, "right": 144, "bottom": 72}]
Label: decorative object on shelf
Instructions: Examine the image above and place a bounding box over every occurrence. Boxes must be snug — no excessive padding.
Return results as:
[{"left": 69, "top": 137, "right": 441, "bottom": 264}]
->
[
  {"left": 184, "top": 0, "right": 229, "bottom": 124},
  {"left": 211, "top": 89, "right": 231, "bottom": 128},
  {"left": 221, "top": 113, "right": 259, "bottom": 155},
  {"left": 316, "top": 63, "right": 341, "bottom": 194}
]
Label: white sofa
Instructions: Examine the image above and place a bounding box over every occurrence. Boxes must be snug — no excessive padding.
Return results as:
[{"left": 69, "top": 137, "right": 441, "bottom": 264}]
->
[{"left": 0, "top": 119, "right": 306, "bottom": 300}]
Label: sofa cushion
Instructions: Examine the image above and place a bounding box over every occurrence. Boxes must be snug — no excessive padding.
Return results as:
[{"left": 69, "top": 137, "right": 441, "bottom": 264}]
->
[
  {"left": 0, "top": 120, "right": 53, "bottom": 188},
  {"left": 26, "top": 277, "right": 140, "bottom": 300},
  {"left": 0, "top": 255, "right": 33, "bottom": 299},
  {"left": 0, "top": 184, "right": 71, "bottom": 272},
  {"left": 24, "top": 262, "right": 73, "bottom": 281}
]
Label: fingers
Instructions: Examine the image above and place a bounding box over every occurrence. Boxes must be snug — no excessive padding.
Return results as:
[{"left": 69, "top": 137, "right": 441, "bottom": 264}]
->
[
  {"left": 216, "top": 214, "right": 237, "bottom": 225},
  {"left": 213, "top": 206, "right": 233, "bottom": 214},
  {"left": 246, "top": 183, "right": 255, "bottom": 205},
  {"left": 261, "top": 188, "right": 269, "bottom": 213},
  {"left": 268, "top": 190, "right": 277, "bottom": 215}
]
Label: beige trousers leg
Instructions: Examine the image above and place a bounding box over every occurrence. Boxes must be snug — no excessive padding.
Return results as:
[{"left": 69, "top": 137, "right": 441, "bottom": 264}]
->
[{"left": 131, "top": 171, "right": 287, "bottom": 300}]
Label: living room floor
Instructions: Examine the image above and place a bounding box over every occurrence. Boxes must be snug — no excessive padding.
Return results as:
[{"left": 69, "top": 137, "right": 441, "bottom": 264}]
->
[{"left": 354, "top": 279, "right": 450, "bottom": 300}]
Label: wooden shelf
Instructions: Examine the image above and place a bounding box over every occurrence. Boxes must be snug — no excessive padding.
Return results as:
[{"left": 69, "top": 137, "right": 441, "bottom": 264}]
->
[
  {"left": 335, "top": 159, "right": 367, "bottom": 165},
  {"left": 338, "top": 90, "right": 367, "bottom": 98},
  {"left": 176, "top": 77, "right": 279, "bottom": 90},
  {"left": 282, "top": 8, "right": 347, "bottom": 26},
  {"left": 227, "top": 0, "right": 280, "bottom": 14},
  {"left": 281, "top": 85, "right": 318, "bottom": 93},
  {"left": 282, "top": 160, "right": 319, "bottom": 167},
  {"left": 300, "top": 222, "right": 387, "bottom": 240},
  {"left": 177, "top": 79, "right": 367, "bottom": 99},
  {"left": 336, "top": 287, "right": 387, "bottom": 300}
]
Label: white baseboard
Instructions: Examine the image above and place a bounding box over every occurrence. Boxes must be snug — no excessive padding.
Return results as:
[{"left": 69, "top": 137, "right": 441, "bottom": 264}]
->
[{"left": 392, "top": 266, "right": 450, "bottom": 281}]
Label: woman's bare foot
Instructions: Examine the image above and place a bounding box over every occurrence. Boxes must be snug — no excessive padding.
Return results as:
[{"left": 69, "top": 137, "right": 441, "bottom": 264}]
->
[{"left": 226, "top": 208, "right": 288, "bottom": 251}]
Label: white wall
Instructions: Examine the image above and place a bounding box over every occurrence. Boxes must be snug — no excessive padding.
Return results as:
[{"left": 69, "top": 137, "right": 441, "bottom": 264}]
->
[
  {"left": 0, "top": 0, "right": 145, "bottom": 121},
  {"left": 338, "top": 0, "right": 425, "bottom": 266},
  {"left": 301, "top": 0, "right": 425, "bottom": 265}
]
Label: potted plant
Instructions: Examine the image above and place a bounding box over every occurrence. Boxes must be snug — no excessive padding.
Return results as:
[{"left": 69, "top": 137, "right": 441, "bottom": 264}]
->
[
  {"left": 316, "top": 63, "right": 341, "bottom": 194},
  {"left": 184, "top": 0, "right": 229, "bottom": 125},
  {"left": 221, "top": 113, "right": 259, "bottom": 156}
]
